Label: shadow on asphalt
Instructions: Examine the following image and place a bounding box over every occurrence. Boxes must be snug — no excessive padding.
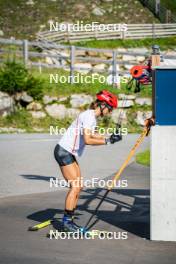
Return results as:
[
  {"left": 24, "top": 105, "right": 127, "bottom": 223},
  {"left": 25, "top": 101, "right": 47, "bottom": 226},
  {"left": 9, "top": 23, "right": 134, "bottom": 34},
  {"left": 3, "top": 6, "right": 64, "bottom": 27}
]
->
[
  {"left": 27, "top": 208, "right": 83, "bottom": 222},
  {"left": 27, "top": 188, "right": 150, "bottom": 239},
  {"left": 79, "top": 188, "right": 150, "bottom": 239},
  {"left": 21, "top": 175, "right": 56, "bottom": 181},
  {"left": 27, "top": 208, "right": 63, "bottom": 222},
  {"left": 26, "top": 162, "right": 150, "bottom": 239}
]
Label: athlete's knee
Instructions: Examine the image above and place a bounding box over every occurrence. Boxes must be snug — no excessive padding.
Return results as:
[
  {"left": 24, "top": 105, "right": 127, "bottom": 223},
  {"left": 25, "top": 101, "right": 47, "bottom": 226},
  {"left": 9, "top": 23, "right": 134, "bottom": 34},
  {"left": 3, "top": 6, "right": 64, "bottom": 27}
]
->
[
  {"left": 71, "top": 184, "right": 82, "bottom": 195},
  {"left": 70, "top": 178, "right": 82, "bottom": 190}
]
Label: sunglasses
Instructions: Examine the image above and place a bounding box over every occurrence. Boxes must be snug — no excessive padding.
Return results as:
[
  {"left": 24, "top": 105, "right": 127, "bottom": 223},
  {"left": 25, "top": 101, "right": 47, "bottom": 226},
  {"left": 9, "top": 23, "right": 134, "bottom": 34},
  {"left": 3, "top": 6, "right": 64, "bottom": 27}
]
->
[{"left": 106, "top": 104, "right": 113, "bottom": 112}]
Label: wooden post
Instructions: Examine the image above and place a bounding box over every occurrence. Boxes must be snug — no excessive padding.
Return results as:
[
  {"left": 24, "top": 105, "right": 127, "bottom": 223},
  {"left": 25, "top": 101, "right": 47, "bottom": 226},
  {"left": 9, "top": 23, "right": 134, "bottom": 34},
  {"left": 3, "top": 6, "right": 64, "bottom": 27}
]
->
[
  {"left": 151, "top": 45, "right": 160, "bottom": 68},
  {"left": 152, "top": 23, "right": 156, "bottom": 39},
  {"left": 67, "top": 24, "right": 70, "bottom": 43},
  {"left": 152, "top": 55, "right": 160, "bottom": 67},
  {"left": 155, "top": 0, "right": 160, "bottom": 15},
  {"left": 165, "top": 9, "right": 171, "bottom": 23},
  {"left": 95, "top": 24, "right": 98, "bottom": 40},
  {"left": 23, "top": 39, "right": 28, "bottom": 67},
  {"left": 121, "top": 30, "right": 125, "bottom": 40},
  {"left": 70, "top": 45, "right": 75, "bottom": 84},
  {"left": 112, "top": 50, "right": 117, "bottom": 87}
]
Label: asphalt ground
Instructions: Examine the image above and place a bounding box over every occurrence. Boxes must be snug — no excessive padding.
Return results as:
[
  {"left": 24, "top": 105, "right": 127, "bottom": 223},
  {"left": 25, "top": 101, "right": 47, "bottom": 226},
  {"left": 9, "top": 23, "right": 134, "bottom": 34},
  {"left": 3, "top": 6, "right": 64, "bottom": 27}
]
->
[
  {"left": 0, "top": 133, "right": 149, "bottom": 198},
  {"left": 0, "top": 134, "right": 176, "bottom": 264}
]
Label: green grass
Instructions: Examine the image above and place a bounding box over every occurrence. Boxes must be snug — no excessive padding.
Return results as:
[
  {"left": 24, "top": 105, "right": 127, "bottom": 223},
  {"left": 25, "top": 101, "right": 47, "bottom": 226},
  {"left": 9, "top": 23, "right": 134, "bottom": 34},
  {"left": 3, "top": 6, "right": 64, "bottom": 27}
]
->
[
  {"left": 30, "top": 67, "right": 152, "bottom": 98},
  {"left": 0, "top": 60, "right": 152, "bottom": 133},
  {"left": 0, "top": 101, "right": 152, "bottom": 133},
  {"left": 0, "top": 67, "right": 152, "bottom": 133},
  {"left": 136, "top": 149, "right": 150, "bottom": 166},
  {"left": 71, "top": 37, "right": 176, "bottom": 50},
  {"left": 127, "top": 103, "right": 152, "bottom": 133},
  {"left": 0, "top": 0, "right": 158, "bottom": 39},
  {"left": 0, "top": 108, "right": 73, "bottom": 133}
]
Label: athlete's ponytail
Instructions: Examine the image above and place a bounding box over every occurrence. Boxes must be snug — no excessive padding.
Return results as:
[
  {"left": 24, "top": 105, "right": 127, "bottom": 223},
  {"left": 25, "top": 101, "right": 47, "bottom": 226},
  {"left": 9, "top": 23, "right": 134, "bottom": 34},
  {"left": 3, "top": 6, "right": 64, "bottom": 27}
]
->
[
  {"left": 89, "top": 100, "right": 97, "bottom": 109},
  {"left": 89, "top": 100, "right": 102, "bottom": 110}
]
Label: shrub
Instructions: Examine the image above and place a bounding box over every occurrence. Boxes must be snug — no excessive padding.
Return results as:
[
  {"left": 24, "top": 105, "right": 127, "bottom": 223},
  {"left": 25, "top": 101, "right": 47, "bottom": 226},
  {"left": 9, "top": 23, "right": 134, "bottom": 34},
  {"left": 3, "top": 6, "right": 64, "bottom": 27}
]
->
[
  {"left": 25, "top": 75, "right": 43, "bottom": 100},
  {"left": 0, "top": 60, "right": 44, "bottom": 100},
  {"left": 0, "top": 60, "right": 28, "bottom": 94}
]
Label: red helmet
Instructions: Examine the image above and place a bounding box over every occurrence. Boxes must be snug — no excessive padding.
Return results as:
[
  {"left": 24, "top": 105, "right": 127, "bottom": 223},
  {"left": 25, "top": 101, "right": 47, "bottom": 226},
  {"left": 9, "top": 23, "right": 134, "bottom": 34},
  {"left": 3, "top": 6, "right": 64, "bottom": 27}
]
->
[{"left": 96, "top": 90, "right": 118, "bottom": 108}]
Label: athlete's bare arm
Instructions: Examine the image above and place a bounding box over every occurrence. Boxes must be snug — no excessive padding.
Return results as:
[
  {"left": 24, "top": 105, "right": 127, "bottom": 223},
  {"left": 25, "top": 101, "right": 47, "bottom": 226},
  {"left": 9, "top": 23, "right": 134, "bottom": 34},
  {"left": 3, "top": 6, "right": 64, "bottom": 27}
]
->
[{"left": 83, "top": 128, "right": 106, "bottom": 145}]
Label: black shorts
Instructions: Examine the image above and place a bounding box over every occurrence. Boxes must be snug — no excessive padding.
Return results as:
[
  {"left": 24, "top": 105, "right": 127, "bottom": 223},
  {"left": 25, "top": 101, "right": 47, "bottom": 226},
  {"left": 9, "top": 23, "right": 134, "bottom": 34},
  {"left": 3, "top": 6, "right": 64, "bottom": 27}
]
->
[{"left": 54, "top": 144, "right": 77, "bottom": 167}]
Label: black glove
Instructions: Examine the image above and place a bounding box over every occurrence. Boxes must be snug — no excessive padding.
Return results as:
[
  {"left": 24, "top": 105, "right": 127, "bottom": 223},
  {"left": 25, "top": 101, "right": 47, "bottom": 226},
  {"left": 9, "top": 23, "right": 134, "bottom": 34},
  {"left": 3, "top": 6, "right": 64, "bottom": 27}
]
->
[
  {"left": 105, "top": 124, "right": 122, "bottom": 144},
  {"left": 105, "top": 132, "right": 122, "bottom": 144},
  {"left": 109, "top": 133, "right": 122, "bottom": 144}
]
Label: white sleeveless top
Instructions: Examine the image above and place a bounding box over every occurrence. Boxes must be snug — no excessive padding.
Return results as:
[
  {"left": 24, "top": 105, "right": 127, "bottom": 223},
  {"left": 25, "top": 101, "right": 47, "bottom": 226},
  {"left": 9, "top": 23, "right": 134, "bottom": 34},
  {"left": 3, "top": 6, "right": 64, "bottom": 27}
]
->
[{"left": 59, "top": 110, "right": 97, "bottom": 157}]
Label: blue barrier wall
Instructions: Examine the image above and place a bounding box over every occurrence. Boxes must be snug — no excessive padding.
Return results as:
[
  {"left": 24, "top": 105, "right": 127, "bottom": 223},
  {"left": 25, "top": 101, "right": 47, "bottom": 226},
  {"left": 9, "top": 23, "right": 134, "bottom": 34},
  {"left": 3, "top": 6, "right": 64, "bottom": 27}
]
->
[{"left": 154, "top": 68, "right": 176, "bottom": 125}]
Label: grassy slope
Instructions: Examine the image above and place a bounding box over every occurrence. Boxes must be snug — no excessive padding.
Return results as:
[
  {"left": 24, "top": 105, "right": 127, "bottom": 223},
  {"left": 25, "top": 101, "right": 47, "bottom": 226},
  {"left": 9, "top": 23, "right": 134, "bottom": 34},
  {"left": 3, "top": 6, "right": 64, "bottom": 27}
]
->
[
  {"left": 71, "top": 37, "right": 176, "bottom": 49},
  {"left": 0, "top": 0, "right": 158, "bottom": 39},
  {"left": 31, "top": 67, "right": 152, "bottom": 98},
  {"left": 0, "top": 66, "right": 152, "bottom": 133},
  {"left": 0, "top": 108, "right": 73, "bottom": 133}
]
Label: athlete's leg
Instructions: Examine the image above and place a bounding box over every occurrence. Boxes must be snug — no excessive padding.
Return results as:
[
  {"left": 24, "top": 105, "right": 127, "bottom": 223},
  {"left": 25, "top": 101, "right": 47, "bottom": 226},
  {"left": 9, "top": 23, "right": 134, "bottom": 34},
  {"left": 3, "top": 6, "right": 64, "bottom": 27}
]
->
[
  {"left": 73, "top": 162, "right": 82, "bottom": 210},
  {"left": 60, "top": 161, "right": 82, "bottom": 211}
]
